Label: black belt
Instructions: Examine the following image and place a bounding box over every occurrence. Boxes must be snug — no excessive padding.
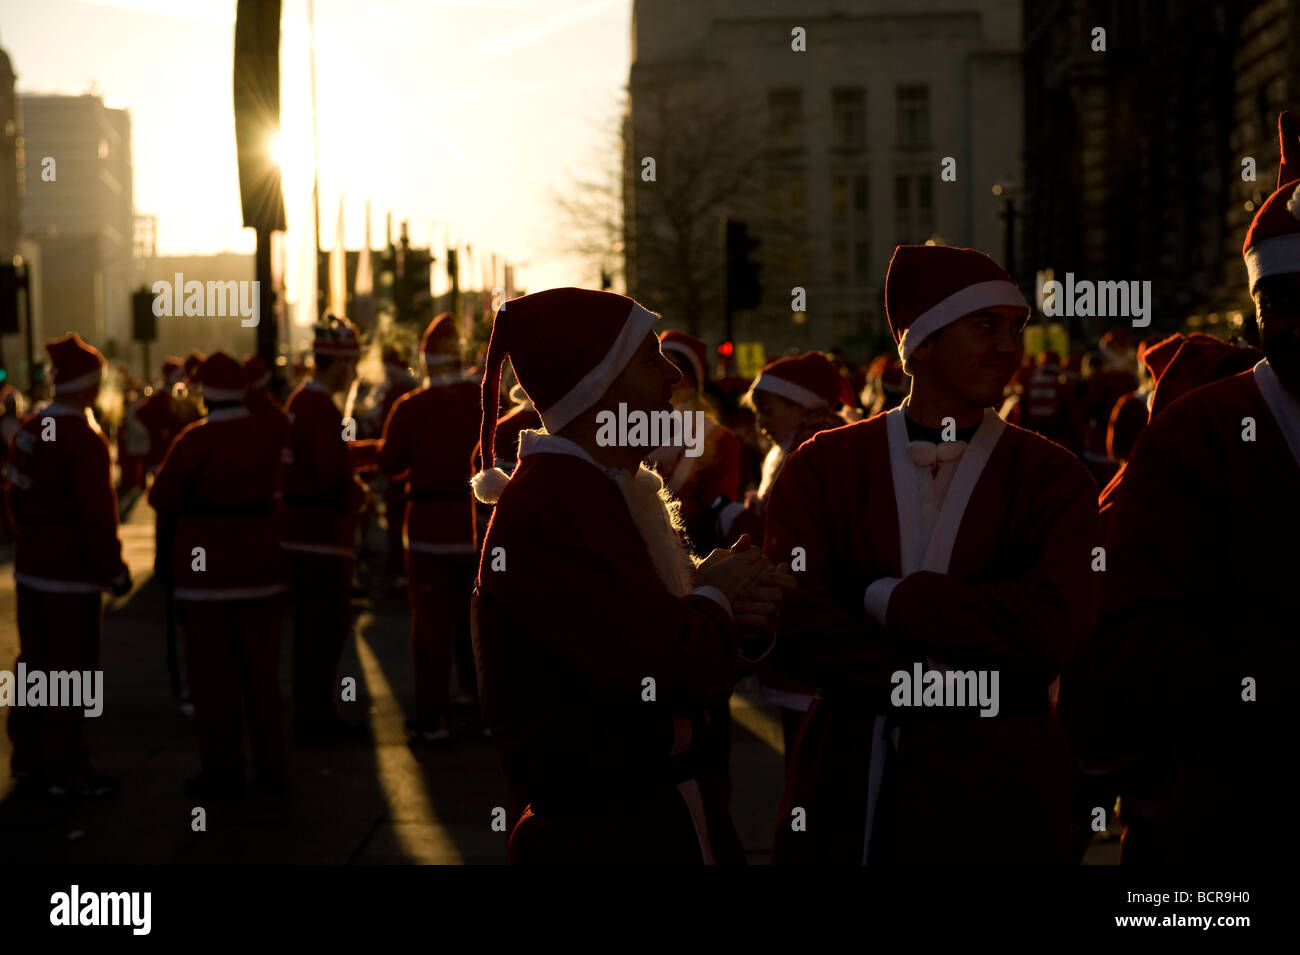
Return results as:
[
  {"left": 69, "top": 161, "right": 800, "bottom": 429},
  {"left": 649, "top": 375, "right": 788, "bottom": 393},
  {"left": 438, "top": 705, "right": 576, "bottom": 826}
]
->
[{"left": 408, "top": 489, "right": 470, "bottom": 502}]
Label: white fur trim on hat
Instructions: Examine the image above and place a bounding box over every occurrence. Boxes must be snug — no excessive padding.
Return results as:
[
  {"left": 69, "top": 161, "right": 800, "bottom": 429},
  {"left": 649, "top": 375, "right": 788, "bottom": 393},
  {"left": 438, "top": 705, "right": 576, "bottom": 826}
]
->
[
  {"left": 1245, "top": 232, "right": 1300, "bottom": 291},
  {"left": 752, "top": 373, "right": 827, "bottom": 408},
  {"left": 1288, "top": 183, "right": 1300, "bottom": 222},
  {"left": 897, "top": 279, "right": 1028, "bottom": 361},
  {"left": 538, "top": 303, "right": 658, "bottom": 434},
  {"left": 471, "top": 466, "right": 511, "bottom": 504},
  {"left": 53, "top": 368, "right": 103, "bottom": 394},
  {"left": 662, "top": 341, "right": 704, "bottom": 389},
  {"left": 423, "top": 351, "right": 460, "bottom": 365}
]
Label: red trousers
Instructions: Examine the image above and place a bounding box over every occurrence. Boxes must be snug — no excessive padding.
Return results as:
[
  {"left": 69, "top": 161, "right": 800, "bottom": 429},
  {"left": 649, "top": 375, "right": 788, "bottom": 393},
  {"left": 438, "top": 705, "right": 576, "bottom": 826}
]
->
[
  {"left": 180, "top": 597, "right": 285, "bottom": 777},
  {"left": 384, "top": 484, "right": 406, "bottom": 577},
  {"left": 287, "top": 551, "right": 353, "bottom": 728},
  {"left": 7, "top": 586, "right": 102, "bottom": 779},
  {"left": 406, "top": 550, "right": 476, "bottom": 723}
]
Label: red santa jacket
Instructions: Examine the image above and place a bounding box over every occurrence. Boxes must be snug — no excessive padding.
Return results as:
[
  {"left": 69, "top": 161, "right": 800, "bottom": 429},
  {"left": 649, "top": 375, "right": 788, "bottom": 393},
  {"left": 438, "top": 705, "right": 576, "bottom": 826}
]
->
[
  {"left": 5, "top": 402, "right": 129, "bottom": 593},
  {"left": 1018, "top": 369, "right": 1083, "bottom": 452},
  {"left": 650, "top": 400, "right": 741, "bottom": 554},
  {"left": 148, "top": 407, "right": 288, "bottom": 600},
  {"left": 378, "top": 372, "right": 480, "bottom": 555},
  {"left": 763, "top": 407, "right": 1100, "bottom": 863},
  {"left": 475, "top": 432, "right": 742, "bottom": 863},
  {"left": 135, "top": 388, "right": 184, "bottom": 469},
  {"left": 1061, "top": 362, "right": 1299, "bottom": 862},
  {"left": 281, "top": 381, "right": 378, "bottom": 557}
]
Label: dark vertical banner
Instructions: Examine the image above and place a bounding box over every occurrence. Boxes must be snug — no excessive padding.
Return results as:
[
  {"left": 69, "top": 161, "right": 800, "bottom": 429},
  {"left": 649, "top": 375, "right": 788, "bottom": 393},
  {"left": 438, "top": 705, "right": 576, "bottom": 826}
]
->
[{"left": 233, "top": 0, "right": 287, "bottom": 232}]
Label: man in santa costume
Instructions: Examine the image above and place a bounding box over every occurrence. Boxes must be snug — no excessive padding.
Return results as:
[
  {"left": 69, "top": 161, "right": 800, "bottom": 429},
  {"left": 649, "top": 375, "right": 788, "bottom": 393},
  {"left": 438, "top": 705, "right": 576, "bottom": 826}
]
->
[
  {"left": 135, "top": 357, "right": 186, "bottom": 473},
  {"left": 472, "top": 288, "right": 793, "bottom": 863},
  {"left": 281, "top": 316, "right": 378, "bottom": 742},
  {"left": 647, "top": 329, "right": 742, "bottom": 556},
  {"left": 5, "top": 333, "right": 132, "bottom": 796},
  {"left": 1062, "top": 112, "right": 1300, "bottom": 865},
  {"left": 148, "top": 352, "right": 288, "bottom": 798},
  {"left": 378, "top": 313, "right": 482, "bottom": 740},
  {"left": 763, "top": 246, "right": 1101, "bottom": 864}
]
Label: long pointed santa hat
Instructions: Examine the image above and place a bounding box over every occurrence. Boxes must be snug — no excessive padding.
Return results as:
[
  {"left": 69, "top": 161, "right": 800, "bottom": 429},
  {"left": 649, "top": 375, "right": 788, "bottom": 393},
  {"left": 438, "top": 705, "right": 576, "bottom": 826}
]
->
[
  {"left": 471, "top": 287, "right": 658, "bottom": 504},
  {"left": 1243, "top": 110, "right": 1300, "bottom": 291}
]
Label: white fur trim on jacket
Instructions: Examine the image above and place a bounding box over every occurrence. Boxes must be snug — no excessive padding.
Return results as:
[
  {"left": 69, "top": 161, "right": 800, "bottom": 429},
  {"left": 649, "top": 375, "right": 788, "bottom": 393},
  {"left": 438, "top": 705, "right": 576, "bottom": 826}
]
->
[{"left": 538, "top": 303, "right": 658, "bottom": 435}]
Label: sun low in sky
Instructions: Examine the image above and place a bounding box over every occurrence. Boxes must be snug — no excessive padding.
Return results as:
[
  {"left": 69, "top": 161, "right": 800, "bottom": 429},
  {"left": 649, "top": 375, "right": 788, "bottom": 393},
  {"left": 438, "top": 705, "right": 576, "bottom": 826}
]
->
[{"left": 1, "top": 0, "right": 630, "bottom": 296}]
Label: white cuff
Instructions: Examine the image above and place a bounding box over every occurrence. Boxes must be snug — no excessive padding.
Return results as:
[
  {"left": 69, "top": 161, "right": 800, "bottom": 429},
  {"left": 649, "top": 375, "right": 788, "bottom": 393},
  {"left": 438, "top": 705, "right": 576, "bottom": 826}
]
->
[
  {"left": 717, "top": 501, "right": 745, "bottom": 539},
  {"left": 863, "top": 576, "right": 902, "bottom": 628},
  {"left": 690, "top": 585, "right": 733, "bottom": 621}
]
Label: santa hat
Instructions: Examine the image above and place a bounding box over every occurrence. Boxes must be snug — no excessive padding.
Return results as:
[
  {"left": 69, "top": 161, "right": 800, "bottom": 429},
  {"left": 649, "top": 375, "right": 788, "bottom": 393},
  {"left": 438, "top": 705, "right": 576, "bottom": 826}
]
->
[
  {"left": 1099, "top": 328, "right": 1134, "bottom": 355},
  {"left": 381, "top": 345, "right": 408, "bottom": 372},
  {"left": 183, "top": 349, "right": 206, "bottom": 381},
  {"left": 47, "top": 332, "right": 105, "bottom": 395},
  {"left": 1037, "top": 350, "right": 1062, "bottom": 369},
  {"left": 1243, "top": 110, "right": 1300, "bottom": 292},
  {"left": 885, "top": 245, "right": 1029, "bottom": 362},
  {"left": 750, "top": 352, "right": 854, "bottom": 409},
  {"left": 242, "top": 354, "right": 272, "bottom": 391},
  {"left": 314, "top": 314, "right": 361, "bottom": 358},
  {"left": 421, "top": 313, "right": 461, "bottom": 365},
  {"left": 1138, "top": 333, "right": 1185, "bottom": 382},
  {"left": 1149, "top": 334, "right": 1263, "bottom": 420},
  {"left": 471, "top": 287, "right": 658, "bottom": 504},
  {"left": 197, "top": 352, "right": 247, "bottom": 401},
  {"left": 162, "top": 356, "right": 185, "bottom": 385},
  {"left": 659, "top": 330, "right": 707, "bottom": 390}
]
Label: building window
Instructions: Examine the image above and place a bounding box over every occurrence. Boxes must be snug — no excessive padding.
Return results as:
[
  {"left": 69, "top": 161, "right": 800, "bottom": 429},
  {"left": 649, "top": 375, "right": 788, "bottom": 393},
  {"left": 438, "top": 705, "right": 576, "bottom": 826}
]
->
[
  {"left": 897, "top": 85, "right": 930, "bottom": 146},
  {"left": 768, "top": 88, "right": 803, "bottom": 152},
  {"left": 831, "top": 88, "right": 866, "bottom": 150},
  {"left": 830, "top": 238, "right": 849, "bottom": 284},
  {"left": 895, "top": 173, "right": 934, "bottom": 244},
  {"left": 833, "top": 311, "right": 853, "bottom": 342},
  {"left": 854, "top": 240, "right": 871, "bottom": 283},
  {"left": 853, "top": 175, "right": 869, "bottom": 213}
]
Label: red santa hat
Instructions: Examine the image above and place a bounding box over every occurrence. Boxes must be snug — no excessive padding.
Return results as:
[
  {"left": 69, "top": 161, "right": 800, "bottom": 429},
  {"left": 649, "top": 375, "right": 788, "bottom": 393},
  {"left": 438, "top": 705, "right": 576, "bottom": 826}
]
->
[
  {"left": 242, "top": 354, "right": 272, "bottom": 391},
  {"left": 885, "top": 245, "right": 1029, "bottom": 362},
  {"left": 1243, "top": 111, "right": 1300, "bottom": 292},
  {"left": 1149, "top": 334, "right": 1264, "bottom": 420},
  {"left": 314, "top": 314, "right": 361, "bottom": 358},
  {"left": 183, "top": 349, "right": 206, "bottom": 381},
  {"left": 421, "top": 312, "right": 461, "bottom": 365},
  {"left": 197, "top": 352, "right": 247, "bottom": 401},
  {"left": 658, "top": 330, "right": 707, "bottom": 390},
  {"left": 161, "top": 356, "right": 185, "bottom": 385},
  {"left": 1138, "top": 333, "right": 1185, "bottom": 382},
  {"left": 1099, "top": 328, "right": 1134, "bottom": 355},
  {"left": 749, "top": 352, "right": 855, "bottom": 409},
  {"left": 47, "top": 332, "right": 106, "bottom": 395},
  {"left": 471, "top": 287, "right": 659, "bottom": 504},
  {"left": 1037, "top": 350, "right": 1062, "bottom": 369}
]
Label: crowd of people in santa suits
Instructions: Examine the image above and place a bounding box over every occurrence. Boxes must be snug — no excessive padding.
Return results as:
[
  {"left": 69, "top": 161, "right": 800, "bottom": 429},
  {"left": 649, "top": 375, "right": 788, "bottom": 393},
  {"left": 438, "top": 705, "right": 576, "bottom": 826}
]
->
[{"left": 4, "top": 115, "right": 1298, "bottom": 865}]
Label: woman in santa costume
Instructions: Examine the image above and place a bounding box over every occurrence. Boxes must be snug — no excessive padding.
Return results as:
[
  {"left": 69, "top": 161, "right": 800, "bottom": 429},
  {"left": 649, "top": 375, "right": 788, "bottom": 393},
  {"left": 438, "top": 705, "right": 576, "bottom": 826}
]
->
[
  {"left": 1062, "top": 112, "right": 1300, "bottom": 865},
  {"left": 718, "top": 352, "right": 854, "bottom": 759},
  {"left": 472, "top": 287, "right": 793, "bottom": 864},
  {"left": 5, "top": 333, "right": 131, "bottom": 797},
  {"left": 149, "top": 352, "right": 289, "bottom": 798},
  {"left": 763, "top": 245, "right": 1101, "bottom": 864},
  {"left": 378, "top": 313, "right": 483, "bottom": 741},
  {"left": 281, "top": 316, "right": 379, "bottom": 743}
]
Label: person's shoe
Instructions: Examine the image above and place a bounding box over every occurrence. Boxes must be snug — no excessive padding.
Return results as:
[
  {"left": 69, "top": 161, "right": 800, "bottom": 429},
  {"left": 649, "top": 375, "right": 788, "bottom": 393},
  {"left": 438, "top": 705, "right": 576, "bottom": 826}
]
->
[
  {"left": 184, "top": 772, "right": 245, "bottom": 802},
  {"left": 404, "top": 718, "right": 451, "bottom": 742}
]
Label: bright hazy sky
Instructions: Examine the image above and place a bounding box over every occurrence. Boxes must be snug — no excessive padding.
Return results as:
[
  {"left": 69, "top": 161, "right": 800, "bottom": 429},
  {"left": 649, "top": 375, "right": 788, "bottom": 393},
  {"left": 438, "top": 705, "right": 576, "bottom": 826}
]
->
[{"left": 0, "top": 0, "right": 631, "bottom": 299}]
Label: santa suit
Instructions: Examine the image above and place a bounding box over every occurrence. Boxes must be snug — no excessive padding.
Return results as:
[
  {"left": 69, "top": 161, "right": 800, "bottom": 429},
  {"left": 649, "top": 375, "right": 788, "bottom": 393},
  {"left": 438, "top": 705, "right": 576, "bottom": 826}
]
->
[
  {"left": 148, "top": 406, "right": 289, "bottom": 779},
  {"left": 281, "top": 380, "right": 378, "bottom": 728},
  {"left": 135, "top": 387, "right": 183, "bottom": 472},
  {"left": 763, "top": 405, "right": 1100, "bottom": 863},
  {"left": 376, "top": 373, "right": 419, "bottom": 578},
  {"left": 378, "top": 371, "right": 481, "bottom": 724},
  {"left": 474, "top": 431, "right": 746, "bottom": 863},
  {"left": 5, "top": 402, "right": 128, "bottom": 779},
  {"left": 1018, "top": 367, "right": 1083, "bottom": 453},
  {"left": 1061, "top": 361, "right": 1300, "bottom": 864}
]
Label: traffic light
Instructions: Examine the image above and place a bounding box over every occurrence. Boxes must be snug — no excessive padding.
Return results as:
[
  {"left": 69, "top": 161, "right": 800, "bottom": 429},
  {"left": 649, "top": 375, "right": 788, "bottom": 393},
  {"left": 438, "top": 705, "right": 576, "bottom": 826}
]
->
[
  {"left": 132, "top": 287, "right": 157, "bottom": 342},
  {"left": 0, "top": 265, "right": 18, "bottom": 335},
  {"left": 725, "top": 219, "right": 762, "bottom": 312}
]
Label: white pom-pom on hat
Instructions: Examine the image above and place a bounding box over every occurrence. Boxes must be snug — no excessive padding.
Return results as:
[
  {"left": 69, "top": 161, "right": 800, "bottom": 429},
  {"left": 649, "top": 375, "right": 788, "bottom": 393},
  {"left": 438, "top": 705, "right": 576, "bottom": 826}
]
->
[
  {"left": 472, "top": 467, "right": 511, "bottom": 504},
  {"left": 1288, "top": 183, "right": 1300, "bottom": 223}
]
